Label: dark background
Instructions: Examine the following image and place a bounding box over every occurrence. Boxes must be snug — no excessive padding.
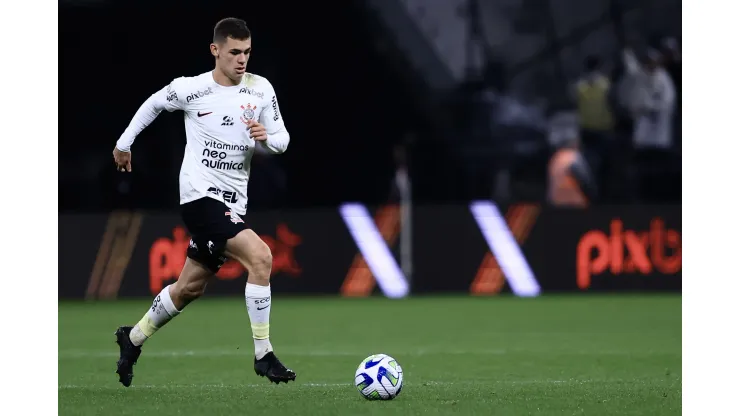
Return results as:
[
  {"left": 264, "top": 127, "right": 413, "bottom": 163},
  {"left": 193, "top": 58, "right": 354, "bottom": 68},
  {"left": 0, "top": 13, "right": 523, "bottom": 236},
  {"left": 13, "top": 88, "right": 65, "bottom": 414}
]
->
[
  {"left": 59, "top": 0, "right": 681, "bottom": 299},
  {"left": 60, "top": 0, "right": 681, "bottom": 214},
  {"left": 60, "top": 0, "right": 443, "bottom": 213},
  {"left": 59, "top": 205, "right": 681, "bottom": 299}
]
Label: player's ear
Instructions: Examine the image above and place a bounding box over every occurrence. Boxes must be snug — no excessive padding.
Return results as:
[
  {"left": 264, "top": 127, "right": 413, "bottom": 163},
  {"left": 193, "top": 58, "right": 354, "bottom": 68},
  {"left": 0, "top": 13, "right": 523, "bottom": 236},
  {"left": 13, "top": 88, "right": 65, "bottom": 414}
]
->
[{"left": 210, "top": 43, "right": 218, "bottom": 58}]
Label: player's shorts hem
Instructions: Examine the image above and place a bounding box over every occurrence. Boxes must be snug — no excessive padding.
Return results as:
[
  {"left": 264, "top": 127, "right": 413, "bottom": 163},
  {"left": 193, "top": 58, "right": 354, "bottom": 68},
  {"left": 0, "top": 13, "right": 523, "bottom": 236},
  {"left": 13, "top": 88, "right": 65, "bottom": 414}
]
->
[{"left": 180, "top": 197, "right": 248, "bottom": 273}]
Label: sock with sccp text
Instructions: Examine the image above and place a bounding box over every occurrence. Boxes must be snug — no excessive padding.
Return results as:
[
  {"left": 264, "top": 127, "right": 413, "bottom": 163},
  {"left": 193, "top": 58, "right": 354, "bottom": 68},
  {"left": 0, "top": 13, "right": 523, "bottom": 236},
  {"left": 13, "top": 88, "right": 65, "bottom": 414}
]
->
[
  {"left": 245, "top": 283, "right": 273, "bottom": 359},
  {"left": 128, "top": 284, "right": 181, "bottom": 346}
]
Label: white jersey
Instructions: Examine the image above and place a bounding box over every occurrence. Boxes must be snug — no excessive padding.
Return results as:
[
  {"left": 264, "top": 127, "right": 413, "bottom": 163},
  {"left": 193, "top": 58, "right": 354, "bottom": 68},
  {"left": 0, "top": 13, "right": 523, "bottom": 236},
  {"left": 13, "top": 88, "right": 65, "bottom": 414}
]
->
[{"left": 116, "top": 71, "right": 289, "bottom": 215}]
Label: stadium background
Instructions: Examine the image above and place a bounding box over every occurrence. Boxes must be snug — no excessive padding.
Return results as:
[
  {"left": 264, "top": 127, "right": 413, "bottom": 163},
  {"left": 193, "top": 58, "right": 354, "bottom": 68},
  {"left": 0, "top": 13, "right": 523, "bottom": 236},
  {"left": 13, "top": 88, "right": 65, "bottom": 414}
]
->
[{"left": 58, "top": 0, "right": 681, "bottom": 414}]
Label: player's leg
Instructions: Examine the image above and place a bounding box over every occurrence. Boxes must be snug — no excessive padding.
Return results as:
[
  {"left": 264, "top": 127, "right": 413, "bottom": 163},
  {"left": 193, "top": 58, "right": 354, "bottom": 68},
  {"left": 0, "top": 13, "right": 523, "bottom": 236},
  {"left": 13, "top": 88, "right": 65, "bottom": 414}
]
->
[
  {"left": 128, "top": 257, "right": 214, "bottom": 345},
  {"left": 114, "top": 198, "right": 227, "bottom": 387},
  {"left": 226, "top": 230, "right": 273, "bottom": 357},
  {"left": 225, "top": 229, "right": 297, "bottom": 384},
  {"left": 114, "top": 257, "right": 214, "bottom": 387}
]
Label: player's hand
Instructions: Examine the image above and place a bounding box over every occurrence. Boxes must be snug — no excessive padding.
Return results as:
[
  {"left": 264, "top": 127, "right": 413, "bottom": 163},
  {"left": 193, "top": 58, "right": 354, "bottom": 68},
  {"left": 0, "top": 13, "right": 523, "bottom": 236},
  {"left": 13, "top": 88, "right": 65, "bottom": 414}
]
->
[
  {"left": 113, "top": 147, "right": 132, "bottom": 172},
  {"left": 247, "top": 119, "right": 267, "bottom": 141}
]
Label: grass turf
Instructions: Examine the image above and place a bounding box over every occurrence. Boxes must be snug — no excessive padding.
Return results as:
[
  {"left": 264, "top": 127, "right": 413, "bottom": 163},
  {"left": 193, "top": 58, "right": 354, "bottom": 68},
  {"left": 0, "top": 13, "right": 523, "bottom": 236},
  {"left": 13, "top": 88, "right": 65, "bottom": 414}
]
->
[{"left": 59, "top": 295, "right": 681, "bottom": 415}]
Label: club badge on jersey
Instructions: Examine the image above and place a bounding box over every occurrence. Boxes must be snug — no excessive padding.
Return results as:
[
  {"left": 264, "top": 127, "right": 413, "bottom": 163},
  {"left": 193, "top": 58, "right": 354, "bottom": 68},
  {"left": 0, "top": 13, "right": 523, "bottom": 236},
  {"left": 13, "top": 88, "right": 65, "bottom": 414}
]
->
[{"left": 240, "top": 104, "right": 257, "bottom": 129}]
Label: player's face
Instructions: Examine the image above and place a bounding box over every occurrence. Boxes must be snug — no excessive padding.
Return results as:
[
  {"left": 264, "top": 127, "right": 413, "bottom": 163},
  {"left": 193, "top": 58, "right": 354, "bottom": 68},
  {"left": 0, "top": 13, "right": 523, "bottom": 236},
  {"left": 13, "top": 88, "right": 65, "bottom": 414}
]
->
[{"left": 214, "top": 37, "right": 252, "bottom": 82}]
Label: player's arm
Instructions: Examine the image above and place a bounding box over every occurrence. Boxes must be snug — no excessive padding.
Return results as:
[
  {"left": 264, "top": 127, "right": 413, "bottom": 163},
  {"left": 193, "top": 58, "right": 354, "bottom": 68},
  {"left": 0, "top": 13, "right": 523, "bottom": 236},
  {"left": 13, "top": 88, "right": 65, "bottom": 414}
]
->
[
  {"left": 251, "top": 81, "right": 289, "bottom": 154},
  {"left": 113, "top": 79, "right": 185, "bottom": 171}
]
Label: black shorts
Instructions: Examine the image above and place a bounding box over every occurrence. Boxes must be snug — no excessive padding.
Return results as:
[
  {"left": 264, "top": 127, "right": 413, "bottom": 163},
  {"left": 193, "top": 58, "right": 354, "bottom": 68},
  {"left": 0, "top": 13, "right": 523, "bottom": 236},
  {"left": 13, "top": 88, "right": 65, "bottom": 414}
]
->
[{"left": 181, "top": 197, "right": 248, "bottom": 273}]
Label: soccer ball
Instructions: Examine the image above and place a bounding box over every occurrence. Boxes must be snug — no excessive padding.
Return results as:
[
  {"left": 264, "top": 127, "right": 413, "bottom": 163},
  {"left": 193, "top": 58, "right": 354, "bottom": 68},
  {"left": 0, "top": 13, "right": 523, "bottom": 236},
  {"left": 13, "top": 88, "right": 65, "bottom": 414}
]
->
[{"left": 354, "top": 353, "right": 404, "bottom": 400}]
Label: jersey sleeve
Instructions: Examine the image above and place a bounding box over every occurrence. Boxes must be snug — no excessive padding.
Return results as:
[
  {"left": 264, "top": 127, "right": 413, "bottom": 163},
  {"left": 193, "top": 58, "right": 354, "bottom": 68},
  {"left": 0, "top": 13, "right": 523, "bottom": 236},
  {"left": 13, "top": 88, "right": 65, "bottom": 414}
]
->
[
  {"left": 161, "top": 78, "right": 188, "bottom": 112},
  {"left": 258, "top": 80, "right": 290, "bottom": 154},
  {"left": 115, "top": 78, "right": 187, "bottom": 152}
]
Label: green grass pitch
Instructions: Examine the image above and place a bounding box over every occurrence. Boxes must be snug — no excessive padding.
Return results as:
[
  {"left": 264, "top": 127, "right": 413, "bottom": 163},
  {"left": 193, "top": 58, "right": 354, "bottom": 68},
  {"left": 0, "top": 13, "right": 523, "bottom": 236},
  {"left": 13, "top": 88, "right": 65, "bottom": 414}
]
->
[{"left": 59, "top": 294, "right": 681, "bottom": 415}]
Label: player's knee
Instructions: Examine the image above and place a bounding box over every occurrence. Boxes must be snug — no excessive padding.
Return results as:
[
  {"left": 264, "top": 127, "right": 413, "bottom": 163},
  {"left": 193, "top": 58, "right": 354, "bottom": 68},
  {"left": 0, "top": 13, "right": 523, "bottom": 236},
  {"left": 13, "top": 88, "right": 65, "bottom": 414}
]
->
[
  {"left": 238, "top": 241, "right": 272, "bottom": 286},
  {"left": 227, "top": 230, "right": 273, "bottom": 281},
  {"left": 253, "top": 243, "right": 273, "bottom": 274}
]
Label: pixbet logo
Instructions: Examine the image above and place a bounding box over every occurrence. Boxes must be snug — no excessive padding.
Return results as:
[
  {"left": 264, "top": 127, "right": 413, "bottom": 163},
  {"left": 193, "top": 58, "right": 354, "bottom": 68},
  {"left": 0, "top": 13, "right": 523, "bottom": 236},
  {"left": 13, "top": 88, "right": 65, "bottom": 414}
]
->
[
  {"left": 576, "top": 218, "right": 681, "bottom": 289},
  {"left": 186, "top": 87, "right": 213, "bottom": 103},
  {"left": 239, "top": 87, "right": 264, "bottom": 98}
]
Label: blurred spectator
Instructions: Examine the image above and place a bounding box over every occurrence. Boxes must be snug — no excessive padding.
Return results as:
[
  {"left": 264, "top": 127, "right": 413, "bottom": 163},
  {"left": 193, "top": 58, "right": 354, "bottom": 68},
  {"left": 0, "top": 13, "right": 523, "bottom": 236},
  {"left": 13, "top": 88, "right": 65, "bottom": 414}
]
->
[
  {"left": 620, "top": 47, "right": 676, "bottom": 151},
  {"left": 661, "top": 37, "right": 682, "bottom": 147},
  {"left": 572, "top": 55, "right": 616, "bottom": 200},
  {"left": 547, "top": 135, "right": 598, "bottom": 208},
  {"left": 574, "top": 55, "right": 616, "bottom": 137},
  {"left": 660, "top": 37, "right": 682, "bottom": 89},
  {"left": 619, "top": 46, "right": 678, "bottom": 201}
]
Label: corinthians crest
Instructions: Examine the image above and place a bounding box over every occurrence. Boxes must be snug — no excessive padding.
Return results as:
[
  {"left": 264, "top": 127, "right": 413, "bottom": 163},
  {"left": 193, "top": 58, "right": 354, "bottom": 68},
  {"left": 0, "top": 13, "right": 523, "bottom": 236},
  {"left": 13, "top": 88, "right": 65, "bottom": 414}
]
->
[{"left": 240, "top": 104, "right": 257, "bottom": 127}]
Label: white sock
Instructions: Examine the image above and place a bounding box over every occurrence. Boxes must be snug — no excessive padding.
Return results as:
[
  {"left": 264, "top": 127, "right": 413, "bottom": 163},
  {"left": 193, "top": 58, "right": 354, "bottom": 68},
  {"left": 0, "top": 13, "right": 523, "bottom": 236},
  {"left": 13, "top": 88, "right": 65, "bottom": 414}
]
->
[
  {"left": 129, "top": 284, "right": 181, "bottom": 346},
  {"left": 245, "top": 283, "right": 273, "bottom": 359}
]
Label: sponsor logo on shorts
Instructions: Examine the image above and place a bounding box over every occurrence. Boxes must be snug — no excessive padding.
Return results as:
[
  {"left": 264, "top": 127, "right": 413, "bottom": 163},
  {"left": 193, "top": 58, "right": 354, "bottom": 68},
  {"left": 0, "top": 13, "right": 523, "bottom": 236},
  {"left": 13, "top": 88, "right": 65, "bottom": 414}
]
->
[{"left": 225, "top": 211, "right": 244, "bottom": 224}]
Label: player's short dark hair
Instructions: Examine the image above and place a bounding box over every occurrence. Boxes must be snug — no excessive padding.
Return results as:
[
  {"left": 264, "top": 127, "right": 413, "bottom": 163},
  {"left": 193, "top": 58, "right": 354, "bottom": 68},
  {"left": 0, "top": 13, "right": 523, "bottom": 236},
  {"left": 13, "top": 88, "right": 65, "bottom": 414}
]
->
[{"left": 213, "top": 18, "right": 251, "bottom": 44}]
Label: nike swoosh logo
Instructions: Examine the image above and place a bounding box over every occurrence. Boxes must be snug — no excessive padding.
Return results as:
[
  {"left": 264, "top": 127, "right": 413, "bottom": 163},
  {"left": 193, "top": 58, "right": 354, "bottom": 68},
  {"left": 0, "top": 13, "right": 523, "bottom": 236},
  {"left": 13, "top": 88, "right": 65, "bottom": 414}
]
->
[
  {"left": 364, "top": 359, "right": 382, "bottom": 369},
  {"left": 256, "top": 306, "right": 269, "bottom": 311},
  {"left": 197, "top": 111, "right": 213, "bottom": 117}
]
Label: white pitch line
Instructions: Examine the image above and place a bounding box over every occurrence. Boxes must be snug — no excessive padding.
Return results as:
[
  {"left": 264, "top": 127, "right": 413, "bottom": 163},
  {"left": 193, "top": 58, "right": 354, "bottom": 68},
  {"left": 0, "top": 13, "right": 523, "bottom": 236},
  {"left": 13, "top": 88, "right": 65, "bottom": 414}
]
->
[
  {"left": 58, "top": 379, "right": 647, "bottom": 390},
  {"left": 57, "top": 348, "right": 677, "bottom": 359},
  {"left": 58, "top": 383, "right": 353, "bottom": 389},
  {"left": 57, "top": 349, "right": 508, "bottom": 359}
]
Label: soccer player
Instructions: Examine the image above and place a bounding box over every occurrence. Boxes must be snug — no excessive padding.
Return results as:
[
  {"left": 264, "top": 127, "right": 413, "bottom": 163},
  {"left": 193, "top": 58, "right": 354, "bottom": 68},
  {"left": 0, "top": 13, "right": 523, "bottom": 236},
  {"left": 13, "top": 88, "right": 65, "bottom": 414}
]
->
[{"left": 110, "top": 17, "right": 296, "bottom": 387}]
